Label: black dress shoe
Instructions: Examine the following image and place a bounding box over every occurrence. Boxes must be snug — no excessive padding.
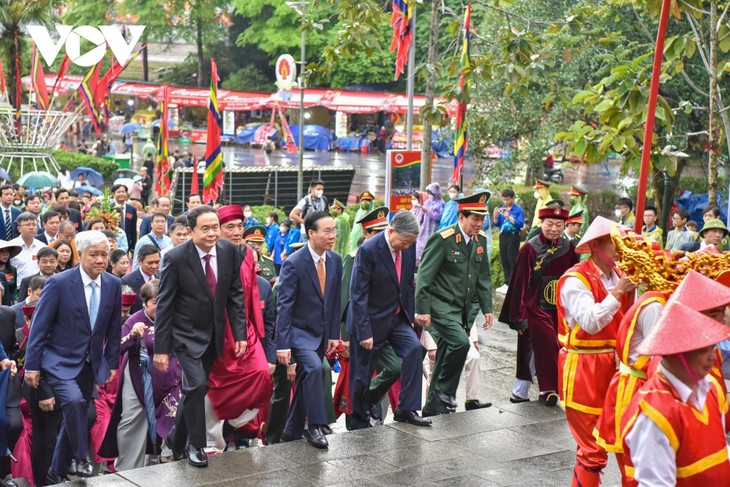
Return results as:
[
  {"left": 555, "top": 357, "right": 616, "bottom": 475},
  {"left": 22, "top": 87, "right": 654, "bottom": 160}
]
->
[
  {"left": 45, "top": 469, "right": 68, "bottom": 485},
  {"left": 421, "top": 408, "right": 444, "bottom": 418},
  {"left": 393, "top": 409, "right": 432, "bottom": 427},
  {"left": 539, "top": 392, "right": 559, "bottom": 407},
  {"left": 165, "top": 431, "right": 185, "bottom": 461},
  {"left": 465, "top": 399, "right": 492, "bottom": 410},
  {"left": 186, "top": 445, "right": 208, "bottom": 468},
  {"left": 303, "top": 426, "right": 328, "bottom": 449},
  {"left": 279, "top": 432, "right": 298, "bottom": 443},
  {"left": 0, "top": 476, "right": 18, "bottom": 487},
  {"left": 320, "top": 424, "right": 334, "bottom": 435},
  {"left": 509, "top": 394, "right": 530, "bottom": 403},
  {"left": 369, "top": 401, "right": 383, "bottom": 421},
  {"left": 433, "top": 388, "right": 457, "bottom": 409},
  {"left": 73, "top": 459, "right": 94, "bottom": 478}
]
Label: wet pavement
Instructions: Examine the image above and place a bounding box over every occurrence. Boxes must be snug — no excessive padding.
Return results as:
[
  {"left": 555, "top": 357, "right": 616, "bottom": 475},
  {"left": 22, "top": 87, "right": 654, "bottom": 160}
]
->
[{"left": 70, "top": 290, "right": 627, "bottom": 487}]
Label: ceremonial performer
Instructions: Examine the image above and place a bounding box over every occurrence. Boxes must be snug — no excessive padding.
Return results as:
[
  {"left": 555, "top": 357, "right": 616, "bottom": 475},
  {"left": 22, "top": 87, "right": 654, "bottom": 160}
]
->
[
  {"left": 499, "top": 204, "right": 577, "bottom": 405},
  {"left": 348, "top": 191, "right": 374, "bottom": 252},
  {"left": 621, "top": 301, "right": 730, "bottom": 485},
  {"left": 348, "top": 210, "right": 430, "bottom": 428},
  {"left": 154, "top": 205, "right": 247, "bottom": 468},
  {"left": 415, "top": 192, "right": 492, "bottom": 416},
  {"left": 557, "top": 216, "right": 636, "bottom": 486}
]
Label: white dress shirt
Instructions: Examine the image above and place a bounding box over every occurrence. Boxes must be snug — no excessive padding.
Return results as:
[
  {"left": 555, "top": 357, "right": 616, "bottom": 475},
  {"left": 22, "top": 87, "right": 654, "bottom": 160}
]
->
[
  {"left": 307, "top": 242, "right": 326, "bottom": 276},
  {"left": 195, "top": 244, "right": 217, "bottom": 281},
  {"left": 558, "top": 264, "right": 620, "bottom": 334},
  {"left": 79, "top": 266, "right": 102, "bottom": 313},
  {"left": 627, "top": 301, "right": 663, "bottom": 365},
  {"left": 9, "top": 237, "right": 47, "bottom": 283},
  {"left": 624, "top": 365, "right": 725, "bottom": 486}
]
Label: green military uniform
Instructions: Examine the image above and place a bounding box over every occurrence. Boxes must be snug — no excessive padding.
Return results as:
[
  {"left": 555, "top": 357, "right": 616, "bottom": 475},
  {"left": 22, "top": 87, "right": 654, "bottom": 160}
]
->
[
  {"left": 348, "top": 191, "right": 375, "bottom": 252},
  {"left": 340, "top": 207, "right": 401, "bottom": 428},
  {"left": 244, "top": 226, "right": 278, "bottom": 282},
  {"left": 259, "top": 255, "right": 277, "bottom": 281},
  {"left": 416, "top": 193, "right": 492, "bottom": 415},
  {"left": 332, "top": 198, "right": 351, "bottom": 256},
  {"left": 569, "top": 185, "right": 590, "bottom": 237}
]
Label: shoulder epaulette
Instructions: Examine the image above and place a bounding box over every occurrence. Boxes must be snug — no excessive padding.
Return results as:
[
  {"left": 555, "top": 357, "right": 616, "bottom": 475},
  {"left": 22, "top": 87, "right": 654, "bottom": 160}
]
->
[
  {"left": 348, "top": 250, "right": 358, "bottom": 258},
  {"left": 478, "top": 230, "right": 487, "bottom": 238},
  {"left": 440, "top": 228, "right": 455, "bottom": 239}
]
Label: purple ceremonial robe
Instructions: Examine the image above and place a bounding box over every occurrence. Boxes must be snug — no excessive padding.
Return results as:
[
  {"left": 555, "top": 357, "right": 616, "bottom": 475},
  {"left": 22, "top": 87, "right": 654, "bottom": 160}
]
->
[
  {"left": 498, "top": 233, "right": 577, "bottom": 393},
  {"left": 99, "top": 309, "right": 182, "bottom": 457}
]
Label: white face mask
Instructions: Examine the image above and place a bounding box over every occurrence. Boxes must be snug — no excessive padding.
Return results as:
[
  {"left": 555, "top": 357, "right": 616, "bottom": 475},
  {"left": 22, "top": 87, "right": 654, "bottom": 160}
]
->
[
  {"left": 614, "top": 209, "right": 623, "bottom": 218},
  {"left": 265, "top": 217, "right": 272, "bottom": 225},
  {"left": 449, "top": 192, "right": 457, "bottom": 200},
  {"left": 533, "top": 190, "right": 541, "bottom": 199},
  {"left": 314, "top": 190, "right": 324, "bottom": 198},
  {"left": 244, "top": 211, "right": 252, "bottom": 218},
  {"left": 412, "top": 199, "right": 419, "bottom": 207}
]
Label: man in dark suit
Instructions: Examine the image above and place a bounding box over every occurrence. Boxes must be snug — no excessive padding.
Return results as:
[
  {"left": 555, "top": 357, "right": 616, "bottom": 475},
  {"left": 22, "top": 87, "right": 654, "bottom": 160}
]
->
[
  {"left": 347, "top": 210, "right": 431, "bottom": 429},
  {"left": 24, "top": 230, "right": 121, "bottom": 482},
  {"left": 0, "top": 186, "right": 20, "bottom": 241},
  {"left": 154, "top": 205, "right": 246, "bottom": 468},
  {"left": 139, "top": 196, "right": 174, "bottom": 238},
  {"left": 111, "top": 184, "right": 138, "bottom": 252},
  {"left": 276, "top": 211, "right": 342, "bottom": 449},
  {"left": 121, "top": 244, "right": 160, "bottom": 313},
  {"left": 53, "top": 188, "right": 82, "bottom": 232}
]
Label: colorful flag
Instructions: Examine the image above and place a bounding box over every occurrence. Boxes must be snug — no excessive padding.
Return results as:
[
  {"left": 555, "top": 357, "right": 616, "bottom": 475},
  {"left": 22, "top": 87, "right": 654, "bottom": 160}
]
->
[
  {"left": 203, "top": 59, "right": 224, "bottom": 205},
  {"left": 0, "top": 57, "right": 6, "bottom": 96},
  {"left": 14, "top": 32, "right": 22, "bottom": 134},
  {"left": 452, "top": 4, "right": 472, "bottom": 184},
  {"left": 276, "top": 103, "right": 298, "bottom": 154},
  {"left": 96, "top": 43, "right": 146, "bottom": 108},
  {"left": 155, "top": 84, "right": 172, "bottom": 195},
  {"left": 390, "top": 0, "right": 415, "bottom": 80},
  {"left": 30, "top": 44, "right": 49, "bottom": 110},
  {"left": 79, "top": 62, "right": 102, "bottom": 135},
  {"left": 50, "top": 54, "right": 71, "bottom": 98}
]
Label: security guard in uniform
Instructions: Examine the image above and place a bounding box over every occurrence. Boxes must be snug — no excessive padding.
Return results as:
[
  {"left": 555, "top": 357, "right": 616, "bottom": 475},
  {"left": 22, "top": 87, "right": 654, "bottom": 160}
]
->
[
  {"left": 415, "top": 192, "right": 493, "bottom": 416},
  {"left": 244, "top": 225, "right": 277, "bottom": 282},
  {"left": 340, "top": 206, "right": 402, "bottom": 427}
]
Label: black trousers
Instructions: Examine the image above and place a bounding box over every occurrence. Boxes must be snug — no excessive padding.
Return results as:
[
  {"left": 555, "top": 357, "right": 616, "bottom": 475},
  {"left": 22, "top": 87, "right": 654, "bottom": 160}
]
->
[
  {"left": 29, "top": 395, "right": 62, "bottom": 486},
  {"left": 172, "top": 344, "right": 216, "bottom": 449},
  {"left": 265, "top": 363, "right": 291, "bottom": 444},
  {"left": 499, "top": 232, "right": 521, "bottom": 284}
]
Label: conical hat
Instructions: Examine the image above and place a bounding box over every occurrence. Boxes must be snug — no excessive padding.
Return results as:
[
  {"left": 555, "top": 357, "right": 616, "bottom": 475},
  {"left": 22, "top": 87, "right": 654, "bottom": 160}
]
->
[
  {"left": 638, "top": 301, "right": 730, "bottom": 356},
  {"left": 668, "top": 271, "right": 730, "bottom": 313},
  {"left": 574, "top": 215, "right": 627, "bottom": 254}
]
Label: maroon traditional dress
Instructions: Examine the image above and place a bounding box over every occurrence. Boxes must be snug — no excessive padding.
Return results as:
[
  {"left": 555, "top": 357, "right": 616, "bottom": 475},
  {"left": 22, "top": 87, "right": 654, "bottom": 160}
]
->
[
  {"left": 207, "top": 247, "right": 272, "bottom": 438},
  {"left": 499, "top": 233, "right": 577, "bottom": 393}
]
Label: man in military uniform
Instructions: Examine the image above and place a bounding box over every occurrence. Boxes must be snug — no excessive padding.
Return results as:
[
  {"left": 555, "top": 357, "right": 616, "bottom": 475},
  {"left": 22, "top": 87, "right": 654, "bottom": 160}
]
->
[
  {"left": 243, "top": 226, "right": 277, "bottom": 282},
  {"left": 416, "top": 192, "right": 493, "bottom": 416},
  {"left": 338, "top": 207, "right": 402, "bottom": 427},
  {"left": 564, "top": 211, "right": 583, "bottom": 245},
  {"left": 348, "top": 191, "right": 375, "bottom": 252},
  {"left": 525, "top": 180, "right": 553, "bottom": 241},
  {"left": 499, "top": 204, "right": 577, "bottom": 405},
  {"left": 331, "top": 199, "right": 351, "bottom": 256},
  {"left": 568, "top": 185, "right": 589, "bottom": 237}
]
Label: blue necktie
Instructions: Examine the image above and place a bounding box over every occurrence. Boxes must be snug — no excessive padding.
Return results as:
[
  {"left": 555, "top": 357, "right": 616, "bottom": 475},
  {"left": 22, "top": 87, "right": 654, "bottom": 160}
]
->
[{"left": 89, "top": 281, "right": 99, "bottom": 330}]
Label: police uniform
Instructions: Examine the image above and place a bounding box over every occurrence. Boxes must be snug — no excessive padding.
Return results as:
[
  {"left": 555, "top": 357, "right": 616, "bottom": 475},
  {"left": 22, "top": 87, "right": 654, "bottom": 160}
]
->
[
  {"left": 416, "top": 192, "right": 492, "bottom": 415},
  {"left": 338, "top": 207, "right": 401, "bottom": 427},
  {"left": 244, "top": 226, "right": 277, "bottom": 282}
]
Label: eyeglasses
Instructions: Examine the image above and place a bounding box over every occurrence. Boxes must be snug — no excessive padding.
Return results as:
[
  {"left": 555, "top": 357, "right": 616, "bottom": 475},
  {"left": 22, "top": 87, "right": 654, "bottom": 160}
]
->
[
  {"left": 319, "top": 229, "right": 338, "bottom": 236},
  {"left": 19, "top": 222, "right": 37, "bottom": 227}
]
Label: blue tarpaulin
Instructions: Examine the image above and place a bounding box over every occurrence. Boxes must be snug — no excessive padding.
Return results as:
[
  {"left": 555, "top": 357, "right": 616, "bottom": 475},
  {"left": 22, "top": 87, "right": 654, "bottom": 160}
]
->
[
  {"left": 236, "top": 124, "right": 262, "bottom": 145},
  {"left": 675, "top": 190, "right": 728, "bottom": 229},
  {"left": 284, "top": 125, "right": 333, "bottom": 151}
]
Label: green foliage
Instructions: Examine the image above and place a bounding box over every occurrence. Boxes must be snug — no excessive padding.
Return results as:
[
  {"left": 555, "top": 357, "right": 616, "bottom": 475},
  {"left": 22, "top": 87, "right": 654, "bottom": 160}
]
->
[
  {"left": 250, "top": 205, "right": 287, "bottom": 226},
  {"left": 52, "top": 150, "right": 119, "bottom": 181},
  {"left": 490, "top": 235, "right": 504, "bottom": 290},
  {"left": 222, "top": 65, "right": 273, "bottom": 92}
]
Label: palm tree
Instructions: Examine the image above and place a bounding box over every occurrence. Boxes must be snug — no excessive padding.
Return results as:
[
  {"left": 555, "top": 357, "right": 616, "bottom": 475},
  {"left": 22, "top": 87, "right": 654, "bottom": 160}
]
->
[{"left": 0, "top": 0, "right": 53, "bottom": 106}]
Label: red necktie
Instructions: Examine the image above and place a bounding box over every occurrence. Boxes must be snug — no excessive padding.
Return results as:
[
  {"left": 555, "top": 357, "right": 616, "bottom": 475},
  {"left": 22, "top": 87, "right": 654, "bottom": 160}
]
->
[{"left": 203, "top": 254, "right": 217, "bottom": 297}]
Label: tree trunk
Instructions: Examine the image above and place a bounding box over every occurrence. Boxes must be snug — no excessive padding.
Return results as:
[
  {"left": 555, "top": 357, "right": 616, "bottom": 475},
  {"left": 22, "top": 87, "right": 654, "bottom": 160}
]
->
[
  {"left": 708, "top": 1, "right": 719, "bottom": 205},
  {"left": 196, "top": 16, "right": 204, "bottom": 88},
  {"left": 420, "top": 0, "right": 440, "bottom": 190}
]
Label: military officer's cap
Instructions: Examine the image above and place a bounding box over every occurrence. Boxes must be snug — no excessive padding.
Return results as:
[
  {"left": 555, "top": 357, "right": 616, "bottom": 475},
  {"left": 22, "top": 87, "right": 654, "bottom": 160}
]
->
[
  {"left": 533, "top": 179, "right": 551, "bottom": 189},
  {"left": 566, "top": 211, "right": 583, "bottom": 225},
  {"left": 289, "top": 242, "right": 306, "bottom": 251},
  {"left": 360, "top": 191, "right": 375, "bottom": 201},
  {"left": 455, "top": 191, "right": 490, "bottom": 215},
  {"left": 357, "top": 206, "right": 389, "bottom": 231},
  {"left": 332, "top": 198, "right": 346, "bottom": 210},
  {"left": 544, "top": 199, "right": 565, "bottom": 207},
  {"left": 243, "top": 225, "right": 266, "bottom": 242},
  {"left": 570, "top": 185, "right": 589, "bottom": 196}
]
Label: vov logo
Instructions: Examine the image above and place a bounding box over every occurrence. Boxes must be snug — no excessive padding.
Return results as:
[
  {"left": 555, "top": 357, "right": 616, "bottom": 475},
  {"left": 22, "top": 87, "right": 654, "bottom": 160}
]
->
[{"left": 27, "top": 25, "right": 146, "bottom": 67}]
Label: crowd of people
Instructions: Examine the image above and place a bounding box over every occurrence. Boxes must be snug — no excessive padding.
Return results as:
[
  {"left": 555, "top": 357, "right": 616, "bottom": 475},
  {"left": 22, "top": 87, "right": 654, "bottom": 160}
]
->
[{"left": 0, "top": 171, "right": 725, "bottom": 486}]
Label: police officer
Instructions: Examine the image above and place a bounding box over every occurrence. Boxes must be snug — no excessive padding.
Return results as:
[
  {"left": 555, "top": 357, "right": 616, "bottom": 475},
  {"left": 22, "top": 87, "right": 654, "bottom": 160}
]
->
[
  {"left": 415, "top": 192, "right": 493, "bottom": 416},
  {"left": 243, "top": 226, "right": 277, "bottom": 282}
]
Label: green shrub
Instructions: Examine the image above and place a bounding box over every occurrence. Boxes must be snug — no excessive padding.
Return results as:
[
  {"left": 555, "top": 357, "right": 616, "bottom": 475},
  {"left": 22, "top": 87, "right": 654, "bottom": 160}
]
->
[
  {"left": 251, "top": 205, "right": 287, "bottom": 226},
  {"left": 52, "top": 150, "right": 120, "bottom": 181},
  {"left": 490, "top": 234, "right": 504, "bottom": 291}
]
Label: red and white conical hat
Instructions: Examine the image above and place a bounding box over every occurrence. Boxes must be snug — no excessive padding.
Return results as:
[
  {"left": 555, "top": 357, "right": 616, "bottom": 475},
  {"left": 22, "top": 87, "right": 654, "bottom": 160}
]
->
[
  {"left": 668, "top": 270, "right": 730, "bottom": 313},
  {"left": 638, "top": 300, "right": 730, "bottom": 356},
  {"left": 574, "top": 215, "right": 628, "bottom": 254}
]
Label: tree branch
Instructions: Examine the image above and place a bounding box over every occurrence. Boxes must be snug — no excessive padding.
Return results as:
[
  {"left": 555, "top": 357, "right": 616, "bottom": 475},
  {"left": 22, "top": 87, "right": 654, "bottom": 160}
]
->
[
  {"left": 718, "top": 1, "right": 730, "bottom": 30},
  {"left": 471, "top": 0, "right": 565, "bottom": 26},
  {"left": 686, "top": 12, "right": 712, "bottom": 73},
  {"left": 679, "top": 0, "right": 711, "bottom": 16}
]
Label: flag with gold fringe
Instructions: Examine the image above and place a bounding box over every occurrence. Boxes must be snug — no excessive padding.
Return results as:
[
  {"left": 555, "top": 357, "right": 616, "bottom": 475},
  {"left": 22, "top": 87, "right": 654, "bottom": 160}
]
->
[
  {"left": 31, "top": 44, "right": 49, "bottom": 110},
  {"left": 452, "top": 4, "right": 471, "bottom": 184},
  {"left": 155, "top": 84, "right": 171, "bottom": 195},
  {"left": 79, "top": 62, "right": 102, "bottom": 135},
  {"left": 390, "top": 0, "right": 415, "bottom": 80},
  {"left": 203, "top": 59, "right": 224, "bottom": 205}
]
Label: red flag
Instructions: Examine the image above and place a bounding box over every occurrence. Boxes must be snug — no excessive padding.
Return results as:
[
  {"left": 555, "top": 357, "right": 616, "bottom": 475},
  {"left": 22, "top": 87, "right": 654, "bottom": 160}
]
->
[
  {"left": 0, "top": 57, "right": 6, "bottom": 95},
  {"left": 31, "top": 44, "right": 49, "bottom": 110},
  {"left": 50, "top": 54, "right": 71, "bottom": 97}
]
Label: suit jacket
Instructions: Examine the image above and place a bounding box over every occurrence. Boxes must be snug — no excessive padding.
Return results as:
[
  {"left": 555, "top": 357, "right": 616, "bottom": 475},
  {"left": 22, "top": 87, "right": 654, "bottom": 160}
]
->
[
  {"left": 347, "top": 231, "right": 415, "bottom": 342},
  {"left": 139, "top": 214, "right": 174, "bottom": 239},
  {"left": 68, "top": 208, "right": 83, "bottom": 232},
  {"left": 25, "top": 268, "right": 122, "bottom": 386},
  {"left": 17, "top": 272, "right": 51, "bottom": 305},
  {"left": 276, "top": 246, "right": 342, "bottom": 351},
  {"left": 257, "top": 274, "right": 276, "bottom": 364},
  {"left": 678, "top": 241, "right": 701, "bottom": 252},
  {"left": 155, "top": 239, "right": 246, "bottom": 359},
  {"left": 0, "top": 206, "right": 20, "bottom": 240},
  {"left": 120, "top": 269, "right": 148, "bottom": 313},
  {"left": 117, "top": 203, "right": 138, "bottom": 252}
]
